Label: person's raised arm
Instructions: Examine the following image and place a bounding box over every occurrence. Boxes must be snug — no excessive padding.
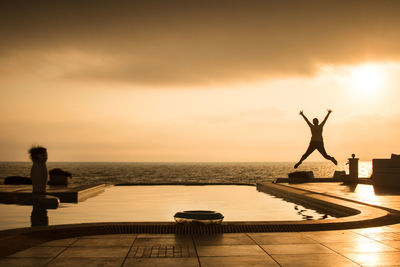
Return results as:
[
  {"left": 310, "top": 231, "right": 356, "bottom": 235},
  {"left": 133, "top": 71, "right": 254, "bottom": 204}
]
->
[
  {"left": 299, "top": 110, "right": 312, "bottom": 127},
  {"left": 321, "top": 109, "right": 332, "bottom": 126}
]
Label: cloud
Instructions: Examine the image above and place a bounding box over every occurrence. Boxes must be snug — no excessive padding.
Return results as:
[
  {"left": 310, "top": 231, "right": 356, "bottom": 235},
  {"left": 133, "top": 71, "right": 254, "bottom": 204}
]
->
[
  {"left": 194, "top": 107, "right": 286, "bottom": 126},
  {"left": 1, "top": 0, "right": 400, "bottom": 85}
]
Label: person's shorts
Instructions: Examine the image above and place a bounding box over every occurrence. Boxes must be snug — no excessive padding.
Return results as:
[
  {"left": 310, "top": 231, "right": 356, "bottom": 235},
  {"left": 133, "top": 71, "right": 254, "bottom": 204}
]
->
[{"left": 309, "top": 141, "right": 324, "bottom": 149}]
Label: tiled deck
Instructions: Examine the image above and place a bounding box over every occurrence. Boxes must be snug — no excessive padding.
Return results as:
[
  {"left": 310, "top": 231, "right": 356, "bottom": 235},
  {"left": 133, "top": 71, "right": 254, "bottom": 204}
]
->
[
  {"left": 2, "top": 182, "right": 400, "bottom": 266},
  {"left": 2, "top": 229, "right": 400, "bottom": 266}
]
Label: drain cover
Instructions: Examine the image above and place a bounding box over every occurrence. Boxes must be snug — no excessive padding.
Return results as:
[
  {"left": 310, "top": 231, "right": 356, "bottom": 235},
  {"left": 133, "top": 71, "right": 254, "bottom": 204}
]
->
[{"left": 130, "top": 245, "right": 196, "bottom": 258}]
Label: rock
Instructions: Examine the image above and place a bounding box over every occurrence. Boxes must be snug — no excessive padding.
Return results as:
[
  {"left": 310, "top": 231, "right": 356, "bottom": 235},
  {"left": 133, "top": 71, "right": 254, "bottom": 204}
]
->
[
  {"left": 289, "top": 171, "right": 314, "bottom": 178},
  {"left": 288, "top": 171, "right": 314, "bottom": 183},
  {"left": 333, "top": 171, "right": 346, "bottom": 179},
  {"left": 48, "top": 168, "right": 72, "bottom": 186},
  {"left": 4, "top": 176, "right": 32, "bottom": 184}
]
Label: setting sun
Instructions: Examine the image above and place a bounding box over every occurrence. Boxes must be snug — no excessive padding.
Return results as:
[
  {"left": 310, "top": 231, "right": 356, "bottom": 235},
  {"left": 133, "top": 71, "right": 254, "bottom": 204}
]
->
[{"left": 351, "top": 65, "right": 384, "bottom": 95}]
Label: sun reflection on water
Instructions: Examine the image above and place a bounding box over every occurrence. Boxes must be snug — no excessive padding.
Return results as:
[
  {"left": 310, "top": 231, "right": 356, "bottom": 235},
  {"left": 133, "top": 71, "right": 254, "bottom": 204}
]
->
[{"left": 357, "top": 161, "right": 372, "bottom": 178}]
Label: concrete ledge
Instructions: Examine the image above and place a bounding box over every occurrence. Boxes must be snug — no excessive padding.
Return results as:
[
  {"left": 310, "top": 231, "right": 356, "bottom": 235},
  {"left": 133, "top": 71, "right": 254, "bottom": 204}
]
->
[
  {"left": 0, "top": 184, "right": 106, "bottom": 204},
  {"left": 256, "top": 183, "right": 360, "bottom": 218},
  {"left": 256, "top": 183, "right": 400, "bottom": 222},
  {"left": 116, "top": 182, "right": 255, "bottom": 186},
  {"left": 274, "top": 177, "right": 373, "bottom": 184},
  {"left": 274, "top": 177, "right": 342, "bottom": 183}
]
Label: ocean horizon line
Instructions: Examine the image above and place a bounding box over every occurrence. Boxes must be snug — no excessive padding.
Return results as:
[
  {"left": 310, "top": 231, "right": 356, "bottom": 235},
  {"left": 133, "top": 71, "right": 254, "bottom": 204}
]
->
[{"left": 0, "top": 160, "right": 362, "bottom": 163}]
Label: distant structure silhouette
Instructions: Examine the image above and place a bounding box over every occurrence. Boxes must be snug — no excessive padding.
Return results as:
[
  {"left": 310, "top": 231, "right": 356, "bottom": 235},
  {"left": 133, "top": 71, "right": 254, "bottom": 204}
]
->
[
  {"left": 29, "top": 146, "right": 48, "bottom": 194},
  {"left": 294, "top": 110, "right": 337, "bottom": 168}
]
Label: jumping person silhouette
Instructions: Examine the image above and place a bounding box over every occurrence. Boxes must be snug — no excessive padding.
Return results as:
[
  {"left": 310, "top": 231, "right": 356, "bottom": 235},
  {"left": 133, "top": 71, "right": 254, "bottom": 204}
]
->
[{"left": 294, "top": 109, "right": 337, "bottom": 168}]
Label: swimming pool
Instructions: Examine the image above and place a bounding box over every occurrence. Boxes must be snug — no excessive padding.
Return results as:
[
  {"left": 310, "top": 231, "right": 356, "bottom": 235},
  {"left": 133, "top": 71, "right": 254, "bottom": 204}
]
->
[{"left": 0, "top": 185, "right": 333, "bottom": 230}]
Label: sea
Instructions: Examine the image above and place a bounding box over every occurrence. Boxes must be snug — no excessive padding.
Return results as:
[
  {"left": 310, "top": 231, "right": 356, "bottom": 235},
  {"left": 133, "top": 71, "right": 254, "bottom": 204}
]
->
[{"left": 0, "top": 161, "right": 372, "bottom": 186}]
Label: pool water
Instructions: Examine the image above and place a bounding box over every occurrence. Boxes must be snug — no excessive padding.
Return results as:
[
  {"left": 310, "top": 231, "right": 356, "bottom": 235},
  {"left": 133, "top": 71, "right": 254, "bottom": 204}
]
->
[{"left": 0, "top": 185, "right": 333, "bottom": 230}]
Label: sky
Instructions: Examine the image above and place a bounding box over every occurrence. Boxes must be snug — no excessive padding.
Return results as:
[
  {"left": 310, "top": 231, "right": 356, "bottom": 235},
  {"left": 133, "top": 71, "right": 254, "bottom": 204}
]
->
[{"left": 1, "top": 0, "right": 400, "bottom": 162}]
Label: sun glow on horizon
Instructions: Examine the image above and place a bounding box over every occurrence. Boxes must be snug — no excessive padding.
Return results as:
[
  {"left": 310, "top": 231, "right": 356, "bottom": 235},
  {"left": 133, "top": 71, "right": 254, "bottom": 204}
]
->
[{"left": 350, "top": 64, "right": 385, "bottom": 95}]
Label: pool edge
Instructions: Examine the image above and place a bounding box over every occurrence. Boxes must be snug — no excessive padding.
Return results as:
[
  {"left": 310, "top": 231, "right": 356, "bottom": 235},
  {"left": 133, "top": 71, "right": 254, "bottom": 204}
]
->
[{"left": 1, "top": 182, "right": 400, "bottom": 258}]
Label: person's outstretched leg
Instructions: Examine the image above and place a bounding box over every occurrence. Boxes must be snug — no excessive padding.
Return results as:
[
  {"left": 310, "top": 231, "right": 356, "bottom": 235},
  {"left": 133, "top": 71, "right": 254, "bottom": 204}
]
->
[
  {"left": 294, "top": 143, "right": 316, "bottom": 168},
  {"left": 317, "top": 143, "right": 337, "bottom": 165}
]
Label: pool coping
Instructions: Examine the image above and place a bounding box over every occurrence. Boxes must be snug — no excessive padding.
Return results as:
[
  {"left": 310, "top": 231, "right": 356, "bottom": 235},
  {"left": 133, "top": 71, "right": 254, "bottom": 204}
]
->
[{"left": 1, "top": 182, "right": 400, "bottom": 258}]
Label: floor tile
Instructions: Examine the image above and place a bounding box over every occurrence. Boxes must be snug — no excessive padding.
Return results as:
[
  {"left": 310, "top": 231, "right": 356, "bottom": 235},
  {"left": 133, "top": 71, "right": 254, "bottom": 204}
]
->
[
  {"left": 194, "top": 234, "right": 256, "bottom": 245},
  {"left": 248, "top": 233, "right": 306, "bottom": 237},
  {"left": 271, "top": 253, "right": 359, "bottom": 267},
  {"left": 0, "top": 257, "right": 52, "bottom": 267},
  {"left": 123, "top": 257, "right": 199, "bottom": 267},
  {"left": 133, "top": 237, "right": 193, "bottom": 246},
  {"left": 304, "top": 231, "right": 373, "bottom": 243},
  {"left": 197, "top": 245, "right": 266, "bottom": 257},
  {"left": 136, "top": 234, "right": 185, "bottom": 238},
  {"left": 261, "top": 243, "right": 334, "bottom": 254},
  {"left": 47, "top": 257, "right": 124, "bottom": 267},
  {"left": 361, "top": 232, "right": 400, "bottom": 241},
  {"left": 352, "top": 226, "right": 397, "bottom": 234},
  {"left": 344, "top": 251, "right": 400, "bottom": 266},
  {"left": 81, "top": 234, "right": 137, "bottom": 239},
  {"left": 199, "top": 255, "right": 279, "bottom": 266},
  {"left": 39, "top": 238, "right": 78, "bottom": 247},
  {"left": 251, "top": 235, "right": 316, "bottom": 245},
  {"left": 8, "top": 247, "right": 65, "bottom": 258},
  {"left": 57, "top": 247, "right": 130, "bottom": 258},
  {"left": 380, "top": 240, "right": 400, "bottom": 249},
  {"left": 390, "top": 226, "right": 400, "bottom": 232},
  {"left": 323, "top": 241, "right": 399, "bottom": 253},
  {"left": 387, "top": 223, "right": 400, "bottom": 230},
  {"left": 72, "top": 238, "right": 134, "bottom": 247}
]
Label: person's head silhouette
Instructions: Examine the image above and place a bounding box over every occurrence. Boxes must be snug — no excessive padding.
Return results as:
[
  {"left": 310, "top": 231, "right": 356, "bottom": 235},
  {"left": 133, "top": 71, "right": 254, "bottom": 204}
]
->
[{"left": 313, "top": 118, "right": 319, "bottom": 125}]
